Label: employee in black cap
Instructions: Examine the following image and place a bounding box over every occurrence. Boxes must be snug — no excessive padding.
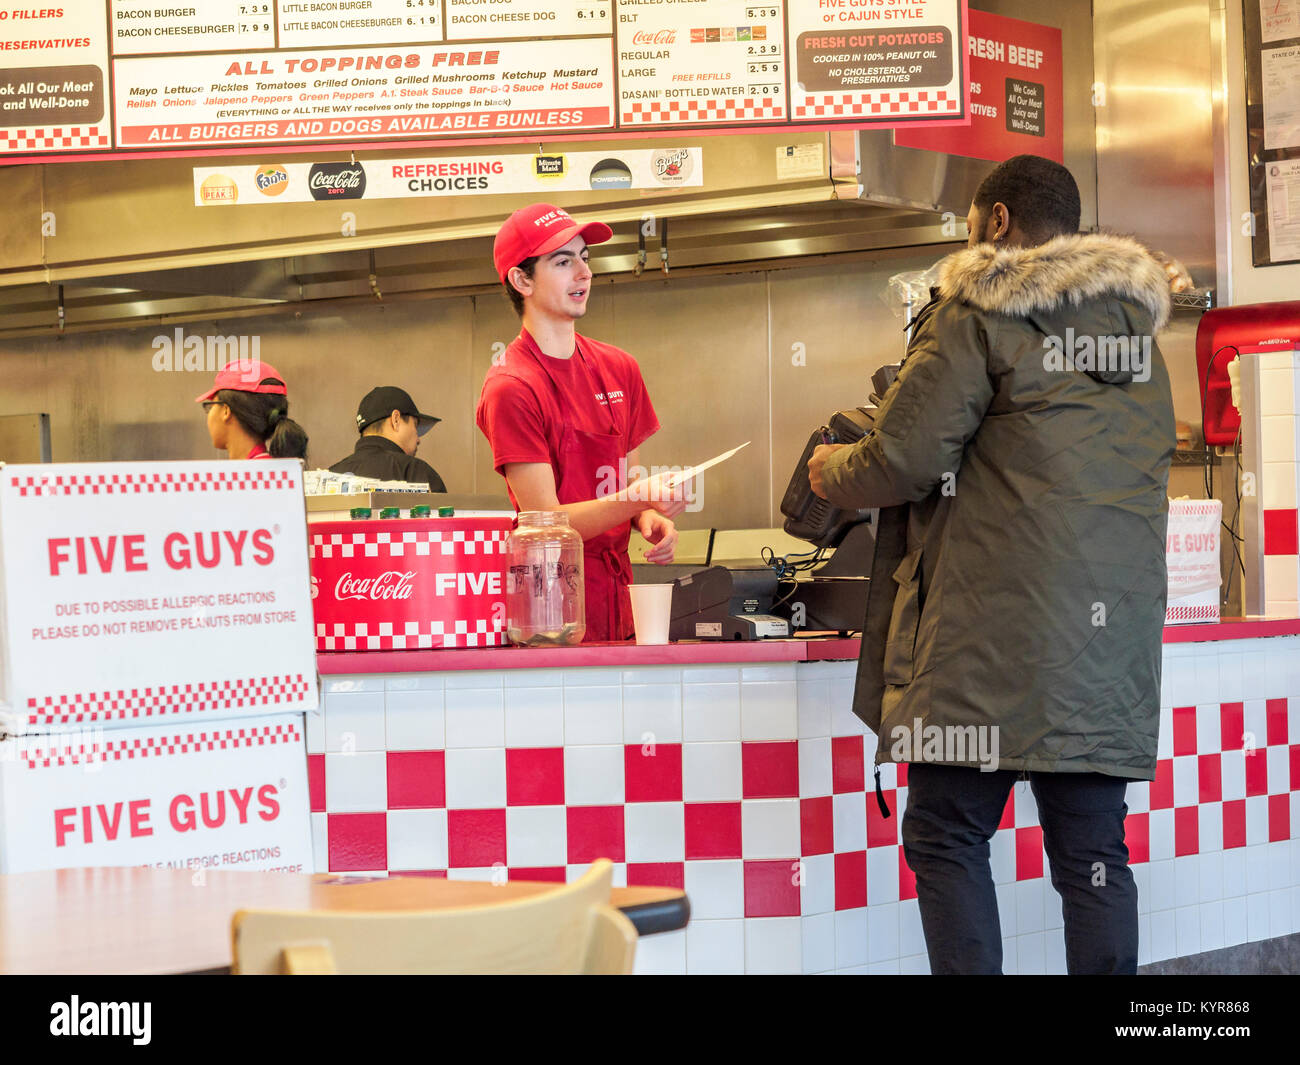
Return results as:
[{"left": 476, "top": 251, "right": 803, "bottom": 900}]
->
[{"left": 329, "top": 386, "right": 447, "bottom": 490}]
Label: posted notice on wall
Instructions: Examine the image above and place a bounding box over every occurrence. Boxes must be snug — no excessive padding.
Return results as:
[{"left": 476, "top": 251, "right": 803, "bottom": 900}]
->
[
  {"left": 1263, "top": 43, "right": 1300, "bottom": 150},
  {"left": 1266, "top": 159, "right": 1300, "bottom": 262},
  {"left": 0, "top": 460, "right": 317, "bottom": 736},
  {"left": 2, "top": 0, "right": 967, "bottom": 162}
]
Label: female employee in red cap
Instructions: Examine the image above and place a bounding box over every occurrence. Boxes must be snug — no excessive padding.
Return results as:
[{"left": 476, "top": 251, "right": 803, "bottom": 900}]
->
[
  {"left": 476, "top": 203, "right": 684, "bottom": 642},
  {"left": 196, "top": 359, "right": 309, "bottom": 461}
]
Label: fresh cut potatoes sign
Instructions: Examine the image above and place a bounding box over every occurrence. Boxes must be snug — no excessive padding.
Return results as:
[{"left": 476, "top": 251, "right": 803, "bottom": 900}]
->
[{"left": 0, "top": 461, "right": 318, "bottom": 736}]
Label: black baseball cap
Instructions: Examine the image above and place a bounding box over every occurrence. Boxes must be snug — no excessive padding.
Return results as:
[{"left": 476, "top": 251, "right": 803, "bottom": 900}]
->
[{"left": 356, "top": 386, "right": 440, "bottom": 436}]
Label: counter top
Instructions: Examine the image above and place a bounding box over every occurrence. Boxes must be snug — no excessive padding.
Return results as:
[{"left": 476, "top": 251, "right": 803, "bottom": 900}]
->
[
  {"left": 316, "top": 617, "right": 1300, "bottom": 674},
  {"left": 317, "top": 637, "right": 856, "bottom": 674}
]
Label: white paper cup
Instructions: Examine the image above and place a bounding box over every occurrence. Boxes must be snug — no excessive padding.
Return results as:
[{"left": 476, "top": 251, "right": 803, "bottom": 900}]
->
[{"left": 629, "top": 583, "right": 674, "bottom": 645}]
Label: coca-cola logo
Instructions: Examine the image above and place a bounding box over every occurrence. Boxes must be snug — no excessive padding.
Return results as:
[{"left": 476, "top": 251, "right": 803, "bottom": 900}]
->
[
  {"left": 308, "top": 161, "right": 367, "bottom": 200},
  {"left": 632, "top": 29, "right": 676, "bottom": 45},
  {"left": 334, "top": 570, "right": 415, "bottom": 601}
]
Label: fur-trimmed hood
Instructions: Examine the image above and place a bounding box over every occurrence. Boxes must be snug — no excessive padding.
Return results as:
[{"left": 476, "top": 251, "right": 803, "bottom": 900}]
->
[{"left": 937, "top": 233, "right": 1172, "bottom": 333}]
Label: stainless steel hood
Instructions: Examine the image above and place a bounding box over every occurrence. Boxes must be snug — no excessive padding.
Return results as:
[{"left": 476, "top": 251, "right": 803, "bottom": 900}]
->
[{"left": 0, "top": 130, "right": 981, "bottom": 340}]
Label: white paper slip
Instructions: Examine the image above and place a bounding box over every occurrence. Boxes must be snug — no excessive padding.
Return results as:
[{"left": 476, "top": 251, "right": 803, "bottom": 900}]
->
[{"left": 668, "top": 441, "right": 750, "bottom": 487}]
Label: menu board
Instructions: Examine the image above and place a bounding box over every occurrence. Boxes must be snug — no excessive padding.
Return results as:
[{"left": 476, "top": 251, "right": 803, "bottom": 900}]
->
[{"left": 1, "top": 0, "right": 966, "bottom": 163}]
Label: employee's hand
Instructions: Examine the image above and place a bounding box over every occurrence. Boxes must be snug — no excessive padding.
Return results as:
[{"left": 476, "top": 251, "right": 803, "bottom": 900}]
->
[
  {"left": 636, "top": 511, "right": 678, "bottom": 564},
  {"left": 624, "top": 470, "right": 688, "bottom": 519},
  {"left": 808, "top": 443, "right": 847, "bottom": 500}
]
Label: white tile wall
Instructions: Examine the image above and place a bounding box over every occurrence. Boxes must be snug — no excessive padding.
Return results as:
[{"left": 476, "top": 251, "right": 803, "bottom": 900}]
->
[
  {"left": 682, "top": 682, "right": 741, "bottom": 742},
  {"left": 563, "top": 744, "right": 624, "bottom": 806},
  {"left": 742, "top": 799, "right": 800, "bottom": 859},
  {"left": 687, "top": 919, "right": 746, "bottom": 975},
  {"left": 444, "top": 747, "right": 506, "bottom": 808},
  {"left": 682, "top": 742, "right": 742, "bottom": 802},
  {"left": 684, "top": 859, "right": 744, "bottom": 920},
  {"left": 503, "top": 686, "right": 564, "bottom": 747},
  {"left": 744, "top": 917, "right": 802, "bottom": 975}
]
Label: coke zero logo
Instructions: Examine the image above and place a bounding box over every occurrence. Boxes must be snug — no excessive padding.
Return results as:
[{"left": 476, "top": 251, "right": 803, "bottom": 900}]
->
[{"left": 307, "top": 162, "right": 367, "bottom": 200}]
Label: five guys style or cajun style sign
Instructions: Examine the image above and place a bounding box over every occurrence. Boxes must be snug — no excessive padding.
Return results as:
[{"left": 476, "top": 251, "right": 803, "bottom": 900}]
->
[
  {"left": 309, "top": 516, "right": 511, "bottom": 651},
  {"left": 1, "top": 0, "right": 966, "bottom": 162},
  {"left": 0, "top": 460, "right": 316, "bottom": 875}
]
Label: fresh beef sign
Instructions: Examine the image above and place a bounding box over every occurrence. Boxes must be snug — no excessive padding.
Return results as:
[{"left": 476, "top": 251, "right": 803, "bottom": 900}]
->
[{"left": 0, "top": 461, "right": 318, "bottom": 736}]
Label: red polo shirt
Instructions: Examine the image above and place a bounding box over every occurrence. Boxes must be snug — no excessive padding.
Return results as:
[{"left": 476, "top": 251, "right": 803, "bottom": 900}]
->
[{"left": 476, "top": 329, "right": 660, "bottom": 488}]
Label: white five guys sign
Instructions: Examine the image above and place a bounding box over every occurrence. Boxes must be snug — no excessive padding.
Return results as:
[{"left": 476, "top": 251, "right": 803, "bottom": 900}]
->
[
  {"left": 0, "top": 713, "right": 312, "bottom": 874},
  {"left": 0, "top": 461, "right": 318, "bottom": 735}
]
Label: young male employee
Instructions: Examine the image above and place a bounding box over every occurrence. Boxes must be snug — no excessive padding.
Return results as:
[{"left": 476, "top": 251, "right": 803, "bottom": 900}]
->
[
  {"left": 476, "top": 203, "right": 683, "bottom": 641},
  {"left": 330, "top": 386, "right": 447, "bottom": 491}
]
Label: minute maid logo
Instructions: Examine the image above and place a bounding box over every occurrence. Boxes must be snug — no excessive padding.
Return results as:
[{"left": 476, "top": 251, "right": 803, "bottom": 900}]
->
[
  {"left": 534, "top": 154, "right": 566, "bottom": 180},
  {"left": 255, "top": 164, "right": 289, "bottom": 197}
]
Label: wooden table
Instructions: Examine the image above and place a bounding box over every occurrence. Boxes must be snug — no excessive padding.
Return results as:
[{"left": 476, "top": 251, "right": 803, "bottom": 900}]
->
[{"left": 0, "top": 867, "right": 690, "bottom": 974}]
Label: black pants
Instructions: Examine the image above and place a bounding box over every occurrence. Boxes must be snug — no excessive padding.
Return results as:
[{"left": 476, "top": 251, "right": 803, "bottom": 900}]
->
[{"left": 901, "top": 763, "right": 1138, "bottom": 975}]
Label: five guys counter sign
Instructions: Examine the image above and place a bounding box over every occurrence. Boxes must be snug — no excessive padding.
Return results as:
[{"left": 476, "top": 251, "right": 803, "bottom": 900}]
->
[
  {"left": 0, "top": 460, "right": 316, "bottom": 875},
  {"left": 0, "top": 461, "right": 317, "bottom": 735}
]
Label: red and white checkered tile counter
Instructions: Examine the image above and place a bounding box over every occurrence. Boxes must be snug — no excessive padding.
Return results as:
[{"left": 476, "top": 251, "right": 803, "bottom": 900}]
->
[
  {"left": 308, "top": 635, "right": 1300, "bottom": 975},
  {"left": 1259, "top": 351, "right": 1300, "bottom": 617}
]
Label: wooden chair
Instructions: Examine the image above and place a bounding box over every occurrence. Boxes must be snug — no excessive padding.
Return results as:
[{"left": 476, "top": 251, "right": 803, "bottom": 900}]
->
[{"left": 230, "top": 860, "right": 636, "bottom": 975}]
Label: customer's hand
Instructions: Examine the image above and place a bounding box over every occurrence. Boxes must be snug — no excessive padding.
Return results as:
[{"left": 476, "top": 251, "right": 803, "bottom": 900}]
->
[{"left": 808, "top": 443, "right": 846, "bottom": 500}]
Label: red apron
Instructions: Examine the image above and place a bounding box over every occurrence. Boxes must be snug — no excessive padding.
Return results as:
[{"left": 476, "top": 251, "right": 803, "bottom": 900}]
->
[{"left": 514, "top": 332, "right": 634, "bottom": 642}]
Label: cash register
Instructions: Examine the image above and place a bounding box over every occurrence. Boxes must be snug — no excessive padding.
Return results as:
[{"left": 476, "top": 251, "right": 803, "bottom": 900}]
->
[{"left": 632, "top": 364, "right": 899, "bottom": 639}]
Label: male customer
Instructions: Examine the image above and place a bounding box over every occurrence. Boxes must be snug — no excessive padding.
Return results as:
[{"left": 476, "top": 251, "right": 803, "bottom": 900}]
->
[
  {"left": 808, "top": 155, "right": 1176, "bottom": 974},
  {"left": 330, "top": 386, "right": 446, "bottom": 490}
]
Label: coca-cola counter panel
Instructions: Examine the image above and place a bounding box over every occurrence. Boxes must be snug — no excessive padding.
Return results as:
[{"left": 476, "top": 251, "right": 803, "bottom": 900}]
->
[{"left": 309, "top": 518, "right": 511, "bottom": 651}]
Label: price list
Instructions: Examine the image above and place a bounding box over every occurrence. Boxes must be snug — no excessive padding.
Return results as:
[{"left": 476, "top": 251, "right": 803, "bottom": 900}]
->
[
  {"left": 111, "top": 0, "right": 276, "bottom": 56},
  {"left": 3, "top": 0, "right": 966, "bottom": 161},
  {"left": 616, "top": 0, "right": 785, "bottom": 127}
]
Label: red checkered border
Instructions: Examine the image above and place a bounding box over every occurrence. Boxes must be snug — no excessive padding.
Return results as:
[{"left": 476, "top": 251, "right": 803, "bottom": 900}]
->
[
  {"left": 23, "top": 720, "right": 302, "bottom": 770},
  {"left": 621, "top": 97, "right": 783, "bottom": 124},
  {"left": 2, "top": 126, "right": 110, "bottom": 152},
  {"left": 317, "top": 620, "right": 503, "bottom": 651},
  {"left": 311, "top": 528, "right": 509, "bottom": 559},
  {"left": 1166, "top": 604, "right": 1220, "bottom": 623},
  {"left": 1170, "top": 501, "right": 1223, "bottom": 517},
  {"left": 794, "top": 90, "right": 955, "bottom": 118},
  {"left": 11, "top": 469, "right": 297, "bottom": 497},
  {"left": 22, "top": 674, "right": 313, "bottom": 726}
]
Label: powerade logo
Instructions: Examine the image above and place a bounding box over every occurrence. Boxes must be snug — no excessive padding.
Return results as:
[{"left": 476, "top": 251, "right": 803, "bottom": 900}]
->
[
  {"left": 254, "top": 164, "right": 289, "bottom": 196},
  {"left": 308, "top": 161, "right": 366, "bottom": 200}
]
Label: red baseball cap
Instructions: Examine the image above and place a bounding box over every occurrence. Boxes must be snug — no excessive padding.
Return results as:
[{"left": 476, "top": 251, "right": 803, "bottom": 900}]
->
[
  {"left": 194, "top": 360, "right": 288, "bottom": 403},
  {"left": 493, "top": 203, "right": 613, "bottom": 283}
]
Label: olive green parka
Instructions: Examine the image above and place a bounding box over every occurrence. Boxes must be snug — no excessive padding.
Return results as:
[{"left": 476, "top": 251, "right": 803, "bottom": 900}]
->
[{"left": 821, "top": 233, "right": 1175, "bottom": 779}]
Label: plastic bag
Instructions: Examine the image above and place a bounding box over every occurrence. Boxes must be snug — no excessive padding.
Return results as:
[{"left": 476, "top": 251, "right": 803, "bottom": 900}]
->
[{"left": 882, "top": 261, "right": 944, "bottom": 319}]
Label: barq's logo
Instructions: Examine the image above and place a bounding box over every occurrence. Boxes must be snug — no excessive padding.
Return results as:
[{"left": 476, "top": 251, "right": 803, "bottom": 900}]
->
[{"left": 335, "top": 570, "right": 416, "bottom": 601}]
